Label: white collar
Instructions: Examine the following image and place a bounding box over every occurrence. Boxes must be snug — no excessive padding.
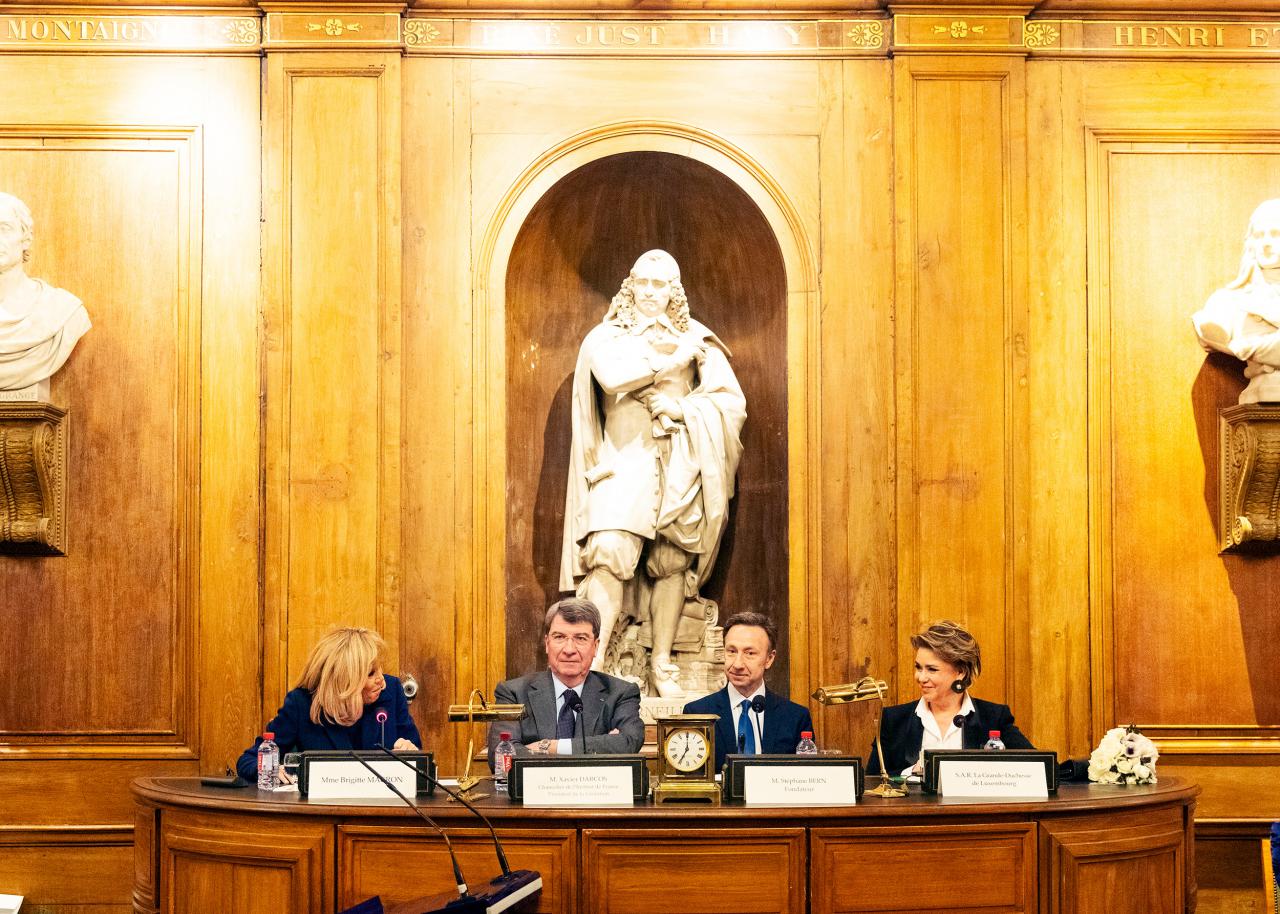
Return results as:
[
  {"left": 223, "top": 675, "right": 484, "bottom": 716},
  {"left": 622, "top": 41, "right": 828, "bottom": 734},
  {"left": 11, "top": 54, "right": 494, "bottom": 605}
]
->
[
  {"left": 551, "top": 672, "right": 584, "bottom": 701},
  {"left": 913, "top": 694, "right": 975, "bottom": 737},
  {"left": 629, "top": 311, "right": 677, "bottom": 336},
  {"left": 727, "top": 682, "right": 766, "bottom": 708}
]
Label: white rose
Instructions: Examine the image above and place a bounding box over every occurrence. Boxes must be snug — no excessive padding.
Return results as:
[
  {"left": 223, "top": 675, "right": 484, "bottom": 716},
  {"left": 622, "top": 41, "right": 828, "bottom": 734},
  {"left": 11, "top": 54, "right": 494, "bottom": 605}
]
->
[
  {"left": 1133, "top": 763, "right": 1150, "bottom": 780},
  {"left": 1116, "top": 757, "right": 1134, "bottom": 774}
]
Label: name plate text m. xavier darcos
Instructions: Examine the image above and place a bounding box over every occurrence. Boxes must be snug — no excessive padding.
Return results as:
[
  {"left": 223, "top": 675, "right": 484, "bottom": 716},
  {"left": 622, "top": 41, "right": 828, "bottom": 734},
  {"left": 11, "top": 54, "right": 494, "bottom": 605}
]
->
[
  {"left": 743, "top": 764, "right": 858, "bottom": 805},
  {"left": 939, "top": 759, "right": 1049, "bottom": 799},
  {"left": 521, "top": 766, "right": 634, "bottom": 806}
]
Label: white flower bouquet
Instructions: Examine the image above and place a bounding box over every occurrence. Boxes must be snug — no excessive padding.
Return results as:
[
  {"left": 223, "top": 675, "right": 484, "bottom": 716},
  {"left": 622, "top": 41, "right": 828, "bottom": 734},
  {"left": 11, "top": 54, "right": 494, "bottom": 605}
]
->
[{"left": 1088, "top": 724, "right": 1158, "bottom": 785}]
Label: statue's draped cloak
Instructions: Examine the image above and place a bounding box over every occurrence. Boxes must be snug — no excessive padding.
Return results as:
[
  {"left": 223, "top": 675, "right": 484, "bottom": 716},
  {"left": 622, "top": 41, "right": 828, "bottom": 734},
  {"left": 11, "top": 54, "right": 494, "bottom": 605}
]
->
[{"left": 0, "top": 279, "right": 91, "bottom": 390}]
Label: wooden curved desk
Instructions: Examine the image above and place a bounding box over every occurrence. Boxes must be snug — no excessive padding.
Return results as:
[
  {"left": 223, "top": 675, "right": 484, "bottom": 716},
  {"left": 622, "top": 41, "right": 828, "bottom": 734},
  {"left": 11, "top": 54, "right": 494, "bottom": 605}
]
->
[{"left": 132, "top": 776, "right": 1198, "bottom": 914}]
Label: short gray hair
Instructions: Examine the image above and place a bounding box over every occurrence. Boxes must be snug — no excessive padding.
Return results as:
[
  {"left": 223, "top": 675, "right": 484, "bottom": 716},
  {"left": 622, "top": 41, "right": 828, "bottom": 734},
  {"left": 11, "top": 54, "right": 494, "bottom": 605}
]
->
[{"left": 544, "top": 598, "right": 601, "bottom": 638}]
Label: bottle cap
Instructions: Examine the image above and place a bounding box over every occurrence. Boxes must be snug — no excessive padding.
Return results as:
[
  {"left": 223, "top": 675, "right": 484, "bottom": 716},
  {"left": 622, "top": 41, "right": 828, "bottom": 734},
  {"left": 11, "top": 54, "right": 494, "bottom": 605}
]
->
[
  {"left": 989, "top": 730, "right": 1000, "bottom": 739},
  {"left": 263, "top": 732, "right": 275, "bottom": 740},
  {"left": 801, "top": 731, "right": 813, "bottom": 739},
  {"left": 500, "top": 731, "right": 512, "bottom": 740}
]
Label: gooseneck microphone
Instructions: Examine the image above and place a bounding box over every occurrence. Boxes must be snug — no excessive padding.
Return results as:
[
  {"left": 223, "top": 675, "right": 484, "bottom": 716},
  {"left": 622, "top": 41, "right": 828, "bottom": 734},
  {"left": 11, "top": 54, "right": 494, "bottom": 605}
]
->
[
  {"left": 750, "top": 695, "right": 766, "bottom": 751},
  {"left": 376, "top": 709, "right": 388, "bottom": 749},
  {"left": 372, "top": 744, "right": 543, "bottom": 912},
  {"left": 565, "top": 691, "right": 585, "bottom": 755},
  {"left": 953, "top": 711, "right": 973, "bottom": 730},
  {"left": 342, "top": 750, "right": 471, "bottom": 901}
]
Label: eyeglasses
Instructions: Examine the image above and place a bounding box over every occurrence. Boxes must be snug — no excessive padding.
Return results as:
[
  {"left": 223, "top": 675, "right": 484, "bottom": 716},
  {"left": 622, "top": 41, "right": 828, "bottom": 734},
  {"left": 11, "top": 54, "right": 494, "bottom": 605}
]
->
[{"left": 548, "top": 633, "right": 596, "bottom": 647}]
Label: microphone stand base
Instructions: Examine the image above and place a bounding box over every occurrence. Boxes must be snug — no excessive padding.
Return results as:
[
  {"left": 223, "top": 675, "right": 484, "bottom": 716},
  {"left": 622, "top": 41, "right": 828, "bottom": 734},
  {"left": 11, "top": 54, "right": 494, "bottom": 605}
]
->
[{"left": 865, "top": 779, "right": 908, "bottom": 799}]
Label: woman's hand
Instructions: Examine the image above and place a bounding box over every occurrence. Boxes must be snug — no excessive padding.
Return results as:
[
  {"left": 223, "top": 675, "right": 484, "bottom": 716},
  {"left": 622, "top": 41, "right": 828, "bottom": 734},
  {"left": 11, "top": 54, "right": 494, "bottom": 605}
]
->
[{"left": 392, "top": 737, "right": 417, "bottom": 751}]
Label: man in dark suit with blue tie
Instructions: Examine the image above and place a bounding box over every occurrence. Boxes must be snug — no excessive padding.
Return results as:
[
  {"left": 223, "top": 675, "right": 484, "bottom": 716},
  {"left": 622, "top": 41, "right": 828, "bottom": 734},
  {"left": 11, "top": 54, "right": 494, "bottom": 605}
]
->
[
  {"left": 682, "top": 612, "right": 813, "bottom": 771},
  {"left": 487, "top": 598, "right": 645, "bottom": 768}
]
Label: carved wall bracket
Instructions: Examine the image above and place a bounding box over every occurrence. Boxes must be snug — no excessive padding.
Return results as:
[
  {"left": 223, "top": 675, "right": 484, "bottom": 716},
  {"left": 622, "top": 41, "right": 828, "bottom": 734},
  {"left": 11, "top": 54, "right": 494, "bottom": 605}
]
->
[
  {"left": 1219, "top": 404, "right": 1280, "bottom": 552},
  {"left": 0, "top": 402, "right": 67, "bottom": 556}
]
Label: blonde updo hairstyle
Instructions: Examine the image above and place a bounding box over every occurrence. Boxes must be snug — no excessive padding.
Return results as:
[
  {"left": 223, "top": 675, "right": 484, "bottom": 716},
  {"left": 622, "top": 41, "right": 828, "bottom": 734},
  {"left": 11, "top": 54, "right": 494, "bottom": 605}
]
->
[
  {"left": 296, "top": 627, "right": 385, "bottom": 726},
  {"left": 910, "top": 620, "right": 982, "bottom": 687}
]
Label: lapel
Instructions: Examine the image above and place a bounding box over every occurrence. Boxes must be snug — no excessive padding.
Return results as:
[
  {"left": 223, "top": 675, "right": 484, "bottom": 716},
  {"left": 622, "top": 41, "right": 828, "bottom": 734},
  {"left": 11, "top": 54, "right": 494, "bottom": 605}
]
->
[
  {"left": 759, "top": 690, "right": 780, "bottom": 750},
  {"left": 894, "top": 708, "right": 924, "bottom": 766},
  {"left": 962, "top": 701, "right": 984, "bottom": 750},
  {"left": 580, "top": 673, "right": 605, "bottom": 737},
  {"left": 526, "top": 672, "right": 558, "bottom": 741},
  {"left": 712, "top": 688, "right": 736, "bottom": 758}
]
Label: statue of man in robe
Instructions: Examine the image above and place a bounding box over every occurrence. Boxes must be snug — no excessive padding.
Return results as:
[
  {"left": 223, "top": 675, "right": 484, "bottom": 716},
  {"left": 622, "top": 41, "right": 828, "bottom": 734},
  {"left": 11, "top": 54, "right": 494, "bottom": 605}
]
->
[
  {"left": 0, "top": 193, "right": 91, "bottom": 394},
  {"left": 560, "top": 250, "right": 746, "bottom": 699},
  {"left": 1193, "top": 198, "right": 1280, "bottom": 403}
]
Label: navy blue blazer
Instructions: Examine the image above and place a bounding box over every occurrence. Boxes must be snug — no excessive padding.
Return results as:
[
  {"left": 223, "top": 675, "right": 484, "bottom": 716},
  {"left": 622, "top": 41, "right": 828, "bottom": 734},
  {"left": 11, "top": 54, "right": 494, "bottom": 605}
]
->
[
  {"left": 682, "top": 687, "right": 814, "bottom": 772},
  {"left": 236, "top": 674, "right": 420, "bottom": 781},
  {"left": 866, "top": 696, "right": 1032, "bottom": 776}
]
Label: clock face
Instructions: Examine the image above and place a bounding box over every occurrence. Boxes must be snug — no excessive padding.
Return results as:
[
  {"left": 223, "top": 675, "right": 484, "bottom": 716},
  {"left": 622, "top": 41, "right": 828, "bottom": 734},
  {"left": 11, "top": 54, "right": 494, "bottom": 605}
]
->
[{"left": 664, "top": 729, "right": 709, "bottom": 773}]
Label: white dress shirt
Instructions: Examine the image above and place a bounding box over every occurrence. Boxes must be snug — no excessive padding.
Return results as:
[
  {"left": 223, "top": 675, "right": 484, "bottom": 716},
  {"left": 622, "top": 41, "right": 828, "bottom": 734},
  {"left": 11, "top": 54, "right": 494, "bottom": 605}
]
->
[
  {"left": 727, "top": 682, "right": 766, "bottom": 754},
  {"left": 900, "top": 694, "right": 975, "bottom": 777}
]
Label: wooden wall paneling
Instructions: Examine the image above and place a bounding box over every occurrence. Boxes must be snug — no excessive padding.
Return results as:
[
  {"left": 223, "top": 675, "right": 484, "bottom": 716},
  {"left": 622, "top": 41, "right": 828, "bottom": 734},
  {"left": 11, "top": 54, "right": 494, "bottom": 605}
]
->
[
  {"left": 401, "top": 55, "right": 475, "bottom": 773},
  {"left": 581, "top": 827, "right": 806, "bottom": 914},
  {"left": 812, "top": 56, "right": 897, "bottom": 756},
  {"left": 1024, "top": 58, "right": 1093, "bottom": 760},
  {"left": 1084, "top": 126, "right": 1280, "bottom": 749},
  {"left": 1040, "top": 806, "right": 1188, "bottom": 914},
  {"left": 811, "top": 822, "right": 1037, "bottom": 913},
  {"left": 159, "top": 811, "right": 332, "bottom": 914},
  {"left": 262, "top": 50, "right": 403, "bottom": 710},
  {"left": 0, "top": 827, "right": 133, "bottom": 912},
  {"left": 892, "top": 55, "right": 1030, "bottom": 714},
  {"left": 337, "top": 825, "right": 577, "bottom": 913}
]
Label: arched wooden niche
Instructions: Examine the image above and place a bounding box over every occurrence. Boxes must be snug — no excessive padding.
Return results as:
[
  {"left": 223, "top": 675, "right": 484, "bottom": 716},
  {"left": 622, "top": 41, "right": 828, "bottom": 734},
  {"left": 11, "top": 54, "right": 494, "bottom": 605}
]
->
[{"left": 504, "top": 150, "right": 790, "bottom": 690}]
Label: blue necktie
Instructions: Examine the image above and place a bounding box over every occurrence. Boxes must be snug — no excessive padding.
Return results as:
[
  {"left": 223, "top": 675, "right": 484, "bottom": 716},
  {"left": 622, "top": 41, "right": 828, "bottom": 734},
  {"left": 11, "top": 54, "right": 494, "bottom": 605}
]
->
[
  {"left": 556, "top": 691, "right": 577, "bottom": 740},
  {"left": 737, "top": 699, "right": 756, "bottom": 754}
]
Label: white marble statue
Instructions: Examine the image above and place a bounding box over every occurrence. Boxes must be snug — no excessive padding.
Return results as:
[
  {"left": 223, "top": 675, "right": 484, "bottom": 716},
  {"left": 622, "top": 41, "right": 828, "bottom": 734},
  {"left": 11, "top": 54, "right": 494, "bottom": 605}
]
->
[
  {"left": 560, "top": 249, "right": 746, "bottom": 699},
  {"left": 1193, "top": 199, "right": 1280, "bottom": 404},
  {"left": 0, "top": 192, "right": 91, "bottom": 393}
]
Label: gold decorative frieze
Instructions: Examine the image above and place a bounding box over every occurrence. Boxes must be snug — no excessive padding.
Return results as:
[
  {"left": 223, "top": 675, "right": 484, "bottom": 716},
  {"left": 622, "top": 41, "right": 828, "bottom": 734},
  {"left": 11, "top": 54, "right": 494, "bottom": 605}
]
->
[
  {"left": 265, "top": 10, "right": 400, "bottom": 49},
  {"left": 0, "top": 403, "right": 67, "bottom": 557},
  {"left": 0, "top": 14, "right": 259, "bottom": 52},
  {"left": 1218, "top": 404, "right": 1280, "bottom": 553},
  {"left": 1029, "top": 20, "right": 1280, "bottom": 58},
  {"left": 401, "top": 17, "right": 889, "bottom": 57},
  {"left": 894, "top": 14, "right": 1024, "bottom": 51}
]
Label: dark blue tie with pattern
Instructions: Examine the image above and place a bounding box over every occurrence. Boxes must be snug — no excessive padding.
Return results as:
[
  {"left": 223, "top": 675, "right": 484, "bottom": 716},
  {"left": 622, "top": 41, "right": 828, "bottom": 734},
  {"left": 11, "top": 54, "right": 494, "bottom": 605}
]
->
[
  {"left": 557, "top": 691, "right": 577, "bottom": 740},
  {"left": 738, "top": 699, "right": 756, "bottom": 754}
]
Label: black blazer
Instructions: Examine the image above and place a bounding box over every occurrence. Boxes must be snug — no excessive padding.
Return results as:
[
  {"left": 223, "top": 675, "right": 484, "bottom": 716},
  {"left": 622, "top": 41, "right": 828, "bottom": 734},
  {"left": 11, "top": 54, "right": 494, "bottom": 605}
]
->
[
  {"left": 682, "top": 687, "right": 814, "bottom": 772},
  {"left": 866, "top": 697, "right": 1032, "bottom": 776},
  {"left": 236, "top": 675, "right": 420, "bottom": 781}
]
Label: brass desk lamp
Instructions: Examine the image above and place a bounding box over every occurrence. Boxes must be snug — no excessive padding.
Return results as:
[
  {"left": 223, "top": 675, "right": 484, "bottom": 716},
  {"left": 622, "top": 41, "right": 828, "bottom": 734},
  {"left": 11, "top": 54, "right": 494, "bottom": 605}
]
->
[
  {"left": 445, "top": 689, "right": 525, "bottom": 799},
  {"left": 811, "top": 676, "right": 907, "bottom": 798}
]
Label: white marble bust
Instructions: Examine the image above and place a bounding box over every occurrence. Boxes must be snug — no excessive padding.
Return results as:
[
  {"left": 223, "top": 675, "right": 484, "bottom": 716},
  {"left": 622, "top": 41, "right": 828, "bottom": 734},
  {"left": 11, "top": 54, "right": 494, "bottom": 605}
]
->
[
  {"left": 1193, "top": 199, "right": 1280, "bottom": 404},
  {"left": 0, "top": 192, "right": 91, "bottom": 392}
]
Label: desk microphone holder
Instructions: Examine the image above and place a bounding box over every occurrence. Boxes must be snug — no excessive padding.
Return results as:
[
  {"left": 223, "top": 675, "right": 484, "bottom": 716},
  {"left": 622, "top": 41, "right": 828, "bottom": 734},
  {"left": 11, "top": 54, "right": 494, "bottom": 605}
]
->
[
  {"left": 811, "top": 676, "right": 907, "bottom": 799},
  {"left": 445, "top": 689, "right": 524, "bottom": 800}
]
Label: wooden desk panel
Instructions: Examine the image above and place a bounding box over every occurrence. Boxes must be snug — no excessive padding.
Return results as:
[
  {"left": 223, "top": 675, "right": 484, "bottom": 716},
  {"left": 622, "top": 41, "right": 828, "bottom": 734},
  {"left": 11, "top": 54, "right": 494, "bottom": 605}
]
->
[
  {"left": 582, "top": 827, "right": 806, "bottom": 914},
  {"left": 131, "top": 777, "right": 1199, "bottom": 914},
  {"left": 812, "top": 822, "right": 1036, "bottom": 913},
  {"left": 337, "top": 825, "right": 577, "bottom": 913}
]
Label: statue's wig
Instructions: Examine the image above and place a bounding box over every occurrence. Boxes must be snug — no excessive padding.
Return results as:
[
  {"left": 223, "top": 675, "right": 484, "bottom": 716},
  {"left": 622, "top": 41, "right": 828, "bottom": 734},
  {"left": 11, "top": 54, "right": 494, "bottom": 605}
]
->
[
  {"left": 0, "top": 192, "right": 34, "bottom": 263},
  {"left": 604, "top": 249, "right": 690, "bottom": 332},
  {"left": 1225, "top": 198, "right": 1280, "bottom": 291}
]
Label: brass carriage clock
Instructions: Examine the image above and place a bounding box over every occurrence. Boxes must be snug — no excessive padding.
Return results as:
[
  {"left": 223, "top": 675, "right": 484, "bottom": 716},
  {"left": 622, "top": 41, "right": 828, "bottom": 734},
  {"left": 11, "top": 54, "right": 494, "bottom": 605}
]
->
[{"left": 653, "top": 714, "right": 721, "bottom": 804}]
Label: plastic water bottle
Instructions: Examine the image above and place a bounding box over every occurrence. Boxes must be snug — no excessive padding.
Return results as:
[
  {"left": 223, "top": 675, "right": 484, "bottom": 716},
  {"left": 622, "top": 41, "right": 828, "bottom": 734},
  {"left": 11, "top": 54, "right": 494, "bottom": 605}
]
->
[
  {"left": 494, "top": 731, "right": 515, "bottom": 793},
  {"left": 257, "top": 731, "right": 279, "bottom": 790},
  {"left": 796, "top": 731, "right": 818, "bottom": 755},
  {"left": 983, "top": 730, "right": 1006, "bottom": 751}
]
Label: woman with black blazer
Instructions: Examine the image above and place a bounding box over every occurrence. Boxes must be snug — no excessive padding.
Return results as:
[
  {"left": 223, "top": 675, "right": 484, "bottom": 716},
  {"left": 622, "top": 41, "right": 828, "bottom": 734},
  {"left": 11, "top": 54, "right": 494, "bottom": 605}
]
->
[{"left": 867, "top": 620, "right": 1032, "bottom": 777}]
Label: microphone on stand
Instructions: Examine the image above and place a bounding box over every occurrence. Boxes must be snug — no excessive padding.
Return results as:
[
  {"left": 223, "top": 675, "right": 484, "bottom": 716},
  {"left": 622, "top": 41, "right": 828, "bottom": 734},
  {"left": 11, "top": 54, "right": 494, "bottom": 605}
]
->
[
  {"left": 338, "top": 751, "right": 481, "bottom": 914},
  {"left": 565, "top": 691, "right": 585, "bottom": 756},
  {"left": 749, "top": 695, "right": 766, "bottom": 753},
  {"left": 372, "top": 744, "right": 542, "bottom": 914},
  {"left": 376, "top": 709, "right": 389, "bottom": 749}
]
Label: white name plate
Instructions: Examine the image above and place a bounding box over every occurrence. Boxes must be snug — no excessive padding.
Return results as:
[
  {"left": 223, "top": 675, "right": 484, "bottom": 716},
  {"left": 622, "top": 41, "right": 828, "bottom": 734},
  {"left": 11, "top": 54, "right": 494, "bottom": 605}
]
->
[
  {"left": 305, "top": 759, "right": 417, "bottom": 800},
  {"left": 743, "top": 764, "right": 858, "bottom": 805},
  {"left": 939, "top": 759, "right": 1049, "bottom": 798},
  {"left": 521, "top": 765, "right": 634, "bottom": 806}
]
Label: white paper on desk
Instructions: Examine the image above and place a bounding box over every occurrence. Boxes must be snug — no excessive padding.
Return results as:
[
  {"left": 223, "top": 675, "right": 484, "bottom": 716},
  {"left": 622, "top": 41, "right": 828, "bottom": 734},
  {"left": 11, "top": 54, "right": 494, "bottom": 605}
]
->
[
  {"left": 939, "top": 759, "right": 1048, "bottom": 798},
  {"left": 744, "top": 765, "right": 857, "bottom": 805},
  {"left": 521, "top": 766, "right": 633, "bottom": 806}
]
